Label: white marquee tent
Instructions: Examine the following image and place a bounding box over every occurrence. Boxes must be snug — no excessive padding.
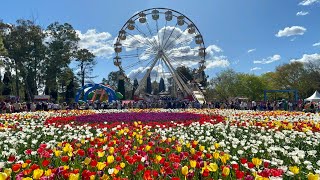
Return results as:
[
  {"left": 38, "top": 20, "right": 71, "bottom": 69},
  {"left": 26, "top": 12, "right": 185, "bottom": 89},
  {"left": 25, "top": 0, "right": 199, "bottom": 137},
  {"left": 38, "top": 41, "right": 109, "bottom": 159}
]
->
[{"left": 305, "top": 91, "right": 320, "bottom": 102}]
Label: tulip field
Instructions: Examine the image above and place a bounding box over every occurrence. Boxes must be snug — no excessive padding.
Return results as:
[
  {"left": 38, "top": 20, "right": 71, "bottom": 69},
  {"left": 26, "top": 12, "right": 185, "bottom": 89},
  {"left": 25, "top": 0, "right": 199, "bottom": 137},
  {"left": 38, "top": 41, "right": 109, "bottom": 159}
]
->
[{"left": 0, "top": 109, "right": 320, "bottom": 180}]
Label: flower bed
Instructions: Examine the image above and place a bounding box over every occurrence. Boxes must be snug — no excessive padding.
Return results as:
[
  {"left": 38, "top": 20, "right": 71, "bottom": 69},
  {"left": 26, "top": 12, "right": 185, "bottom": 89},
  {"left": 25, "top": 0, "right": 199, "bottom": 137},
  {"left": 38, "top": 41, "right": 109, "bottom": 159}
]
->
[{"left": 0, "top": 109, "right": 319, "bottom": 179}]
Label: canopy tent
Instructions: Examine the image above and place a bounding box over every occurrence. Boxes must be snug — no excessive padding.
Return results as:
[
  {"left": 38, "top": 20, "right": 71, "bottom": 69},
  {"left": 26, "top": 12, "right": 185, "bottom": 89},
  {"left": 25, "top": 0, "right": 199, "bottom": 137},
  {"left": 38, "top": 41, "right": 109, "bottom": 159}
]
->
[{"left": 305, "top": 91, "right": 320, "bottom": 102}]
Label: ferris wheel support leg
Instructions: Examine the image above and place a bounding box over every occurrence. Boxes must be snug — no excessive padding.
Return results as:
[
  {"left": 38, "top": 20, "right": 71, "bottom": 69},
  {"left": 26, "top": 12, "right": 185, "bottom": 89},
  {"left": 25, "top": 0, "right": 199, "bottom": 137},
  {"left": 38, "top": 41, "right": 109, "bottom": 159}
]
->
[
  {"left": 134, "top": 55, "right": 160, "bottom": 96},
  {"left": 162, "top": 55, "right": 193, "bottom": 96}
]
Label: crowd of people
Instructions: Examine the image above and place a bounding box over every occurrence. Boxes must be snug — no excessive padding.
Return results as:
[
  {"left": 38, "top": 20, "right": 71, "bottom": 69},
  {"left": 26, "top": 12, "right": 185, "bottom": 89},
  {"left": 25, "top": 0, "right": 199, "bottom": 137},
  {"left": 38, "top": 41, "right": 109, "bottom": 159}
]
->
[{"left": 0, "top": 98, "right": 318, "bottom": 113}]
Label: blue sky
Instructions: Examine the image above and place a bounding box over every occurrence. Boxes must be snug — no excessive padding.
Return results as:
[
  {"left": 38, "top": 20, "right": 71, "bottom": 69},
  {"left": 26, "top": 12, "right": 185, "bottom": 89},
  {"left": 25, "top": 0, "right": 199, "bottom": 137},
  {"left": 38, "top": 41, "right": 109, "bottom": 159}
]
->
[{"left": 1, "top": 0, "right": 320, "bottom": 82}]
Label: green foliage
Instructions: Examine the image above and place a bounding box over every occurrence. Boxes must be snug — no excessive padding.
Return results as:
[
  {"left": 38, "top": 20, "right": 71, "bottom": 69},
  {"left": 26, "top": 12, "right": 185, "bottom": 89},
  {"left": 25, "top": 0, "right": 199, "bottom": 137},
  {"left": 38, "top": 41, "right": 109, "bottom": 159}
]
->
[
  {"left": 159, "top": 77, "right": 165, "bottom": 92},
  {"left": 2, "top": 71, "right": 11, "bottom": 95},
  {"left": 176, "top": 66, "right": 193, "bottom": 83},
  {"left": 0, "top": 36, "right": 7, "bottom": 56},
  {"left": 117, "top": 79, "right": 125, "bottom": 100},
  {"left": 45, "top": 22, "right": 79, "bottom": 101},
  {"left": 146, "top": 75, "right": 152, "bottom": 94},
  {"left": 75, "top": 49, "right": 96, "bottom": 87}
]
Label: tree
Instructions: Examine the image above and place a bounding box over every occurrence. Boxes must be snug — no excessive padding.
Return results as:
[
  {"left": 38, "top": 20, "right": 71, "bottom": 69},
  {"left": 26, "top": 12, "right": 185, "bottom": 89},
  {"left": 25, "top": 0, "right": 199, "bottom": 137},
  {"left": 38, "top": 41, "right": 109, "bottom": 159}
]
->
[
  {"left": 75, "top": 49, "right": 96, "bottom": 88},
  {"left": 236, "top": 73, "right": 267, "bottom": 100},
  {"left": 132, "top": 78, "right": 139, "bottom": 99},
  {"left": 45, "top": 22, "right": 79, "bottom": 101},
  {"left": 146, "top": 75, "right": 152, "bottom": 94},
  {"left": 117, "top": 78, "right": 125, "bottom": 100},
  {"left": 2, "top": 71, "right": 11, "bottom": 95},
  {"left": 176, "top": 66, "right": 193, "bottom": 83},
  {"left": 210, "top": 69, "right": 239, "bottom": 101},
  {"left": 3, "top": 19, "right": 46, "bottom": 97},
  {"left": 0, "top": 36, "right": 7, "bottom": 56},
  {"left": 106, "top": 71, "right": 122, "bottom": 89},
  {"left": 65, "top": 75, "right": 78, "bottom": 104},
  {"left": 273, "top": 62, "right": 311, "bottom": 98},
  {"left": 152, "top": 81, "right": 159, "bottom": 94},
  {"left": 159, "top": 77, "right": 165, "bottom": 92}
]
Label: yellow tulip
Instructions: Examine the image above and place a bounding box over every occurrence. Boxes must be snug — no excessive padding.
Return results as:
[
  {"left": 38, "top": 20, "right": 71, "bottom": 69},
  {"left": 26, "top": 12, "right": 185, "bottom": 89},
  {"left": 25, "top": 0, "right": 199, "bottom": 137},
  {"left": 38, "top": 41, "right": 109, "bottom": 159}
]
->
[
  {"left": 256, "top": 176, "right": 269, "bottom": 180},
  {"left": 33, "top": 169, "right": 44, "bottom": 179},
  {"left": 190, "top": 160, "right": 197, "bottom": 168},
  {"left": 63, "top": 165, "right": 69, "bottom": 170},
  {"left": 84, "top": 157, "right": 92, "bottom": 165},
  {"left": 114, "top": 168, "right": 119, "bottom": 175},
  {"left": 213, "top": 151, "right": 220, "bottom": 159},
  {"left": 186, "top": 142, "right": 191, "bottom": 148},
  {"left": 22, "top": 163, "right": 29, "bottom": 168},
  {"left": 22, "top": 178, "right": 33, "bottom": 180},
  {"left": 4, "top": 168, "right": 12, "bottom": 177},
  {"left": 0, "top": 173, "right": 8, "bottom": 180},
  {"left": 90, "top": 175, "right": 95, "bottom": 180},
  {"left": 289, "top": 166, "right": 299, "bottom": 175},
  {"left": 199, "top": 145, "right": 205, "bottom": 152},
  {"left": 156, "top": 155, "right": 162, "bottom": 162},
  {"left": 214, "top": 143, "right": 220, "bottom": 149},
  {"left": 54, "top": 150, "right": 61, "bottom": 157},
  {"left": 69, "top": 173, "right": 79, "bottom": 180},
  {"left": 100, "top": 174, "right": 109, "bottom": 180},
  {"left": 252, "top": 158, "right": 262, "bottom": 167},
  {"left": 308, "top": 173, "right": 319, "bottom": 180},
  {"left": 98, "top": 151, "right": 105, "bottom": 158},
  {"left": 176, "top": 146, "right": 182, "bottom": 152},
  {"left": 145, "top": 145, "right": 151, "bottom": 152},
  {"left": 63, "top": 143, "right": 73, "bottom": 153},
  {"left": 222, "top": 166, "right": 230, "bottom": 176},
  {"left": 109, "top": 147, "right": 115, "bottom": 154},
  {"left": 138, "top": 140, "right": 143, "bottom": 144},
  {"left": 97, "top": 162, "right": 106, "bottom": 170},
  {"left": 120, "top": 162, "right": 126, "bottom": 168},
  {"left": 207, "top": 163, "right": 218, "bottom": 172},
  {"left": 45, "top": 169, "right": 52, "bottom": 176},
  {"left": 190, "top": 148, "right": 196, "bottom": 155},
  {"left": 81, "top": 139, "right": 86, "bottom": 144},
  {"left": 107, "top": 155, "right": 114, "bottom": 164},
  {"left": 181, "top": 166, "right": 189, "bottom": 176}
]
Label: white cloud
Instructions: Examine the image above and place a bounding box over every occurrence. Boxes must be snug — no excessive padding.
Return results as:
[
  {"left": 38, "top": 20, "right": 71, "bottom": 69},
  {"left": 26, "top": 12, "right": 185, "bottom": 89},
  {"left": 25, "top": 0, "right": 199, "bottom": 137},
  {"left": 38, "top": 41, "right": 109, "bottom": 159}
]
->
[
  {"left": 254, "top": 54, "right": 281, "bottom": 64},
  {"left": 290, "top": 37, "right": 297, "bottom": 42},
  {"left": 299, "top": 0, "right": 320, "bottom": 5},
  {"left": 290, "top": 53, "right": 320, "bottom": 63},
  {"left": 313, "top": 42, "right": 320, "bottom": 47},
  {"left": 247, "top": 48, "right": 256, "bottom": 53},
  {"left": 250, "top": 67, "right": 262, "bottom": 71},
  {"left": 76, "top": 29, "right": 114, "bottom": 58},
  {"left": 296, "top": 11, "right": 309, "bottom": 16},
  {"left": 275, "top": 26, "right": 306, "bottom": 37},
  {"left": 207, "top": 45, "right": 223, "bottom": 53},
  {"left": 205, "top": 57, "right": 230, "bottom": 69}
]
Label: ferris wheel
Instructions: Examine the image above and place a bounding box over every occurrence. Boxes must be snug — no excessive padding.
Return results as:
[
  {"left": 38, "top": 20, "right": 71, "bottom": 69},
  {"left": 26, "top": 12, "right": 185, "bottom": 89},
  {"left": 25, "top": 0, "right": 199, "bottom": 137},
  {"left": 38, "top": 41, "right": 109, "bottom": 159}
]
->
[{"left": 114, "top": 8, "right": 206, "bottom": 101}]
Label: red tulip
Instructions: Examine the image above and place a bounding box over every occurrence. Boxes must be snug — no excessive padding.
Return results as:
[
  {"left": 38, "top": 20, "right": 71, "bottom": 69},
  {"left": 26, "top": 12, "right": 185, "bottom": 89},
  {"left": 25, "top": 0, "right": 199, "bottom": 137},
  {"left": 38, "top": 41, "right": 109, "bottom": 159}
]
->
[
  {"left": 42, "top": 159, "right": 50, "bottom": 167},
  {"left": 30, "top": 164, "right": 40, "bottom": 170},
  {"left": 61, "top": 156, "right": 69, "bottom": 162},
  {"left": 240, "top": 158, "right": 247, "bottom": 164},
  {"left": 236, "top": 170, "right": 245, "bottom": 179},
  {"left": 90, "top": 159, "right": 97, "bottom": 167},
  {"left": 77, "top": 149, "right": 85, "bottom": 156},
  {"left": 247, "top": 162, "right": 255, "bottom": 169},
  {"left": 12, "top": 163, "right": 22, "bottom": 172},
  {"left": 8, "top": 155, "right": 16, "bottom": 162}
]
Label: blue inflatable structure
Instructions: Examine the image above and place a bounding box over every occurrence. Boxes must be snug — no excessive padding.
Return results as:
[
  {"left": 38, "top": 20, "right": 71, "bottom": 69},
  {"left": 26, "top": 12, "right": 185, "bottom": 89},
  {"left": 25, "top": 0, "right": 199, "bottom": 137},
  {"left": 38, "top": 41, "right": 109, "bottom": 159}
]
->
[{"left": 75, "top": 83, "right": 117, "bottom": 103}]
